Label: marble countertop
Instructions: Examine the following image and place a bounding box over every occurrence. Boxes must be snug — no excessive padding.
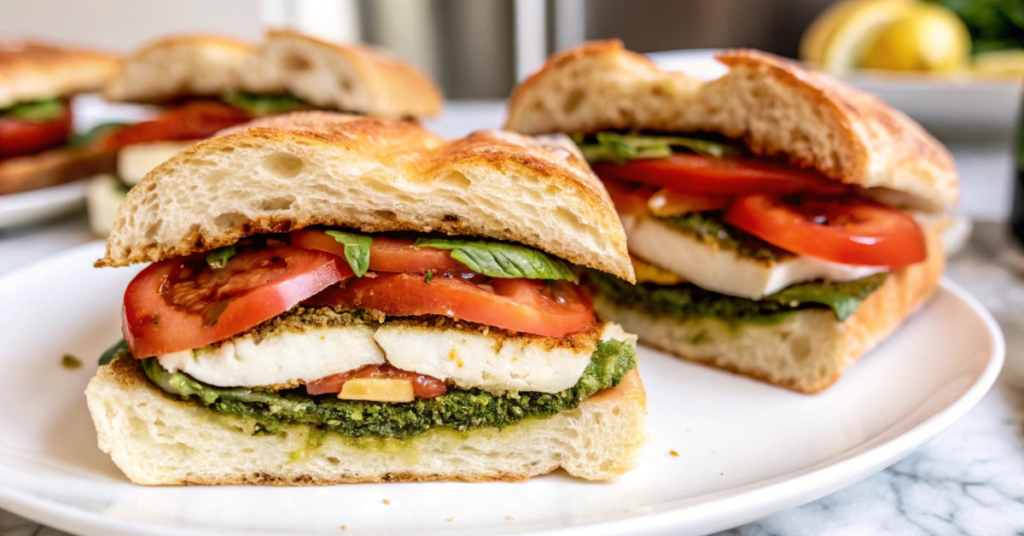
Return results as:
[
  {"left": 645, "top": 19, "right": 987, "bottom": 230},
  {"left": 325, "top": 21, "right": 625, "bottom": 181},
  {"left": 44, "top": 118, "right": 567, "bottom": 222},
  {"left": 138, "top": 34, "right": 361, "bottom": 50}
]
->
[{"left": 0, "top": 214, "right": 1022, "bottom": 535}]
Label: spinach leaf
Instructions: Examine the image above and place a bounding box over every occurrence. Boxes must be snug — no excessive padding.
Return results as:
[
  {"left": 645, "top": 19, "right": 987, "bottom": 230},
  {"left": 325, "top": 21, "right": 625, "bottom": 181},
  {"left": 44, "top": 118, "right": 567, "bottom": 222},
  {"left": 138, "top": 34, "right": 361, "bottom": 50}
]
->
[
  {"left": 1, "top": 98, "right": 63, "bottom": 122},
  {"left": 574, "top": 132, "right": 740, "bottom": 164},
  {"left": 98, "top": 339, "right": 130, "bottom": 366},
  {"left": 224, "top": 92, "right": 309, "bottom": 116},
  {"left": 326, "top": 231, "right": 373, "bottom": 277},
  {"left": 205, "top": 245, "right": 237, "bottom": 269},
  {"left": 415, "top": 237, "right": 577, "bottom": 282}
]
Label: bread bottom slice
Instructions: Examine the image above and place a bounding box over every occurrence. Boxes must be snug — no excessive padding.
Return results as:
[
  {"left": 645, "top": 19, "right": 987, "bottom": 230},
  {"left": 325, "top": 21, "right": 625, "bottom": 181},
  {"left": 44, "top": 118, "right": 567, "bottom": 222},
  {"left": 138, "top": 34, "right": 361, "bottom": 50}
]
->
[
  {"left": 0, "top": 145, "right": 116, "bottom": 195},
  {"left": 85, "top": 357, "right": 648, "bottom": 485},
  {"left": 594, "top": 228, "right": 945, "bottom": 394}
]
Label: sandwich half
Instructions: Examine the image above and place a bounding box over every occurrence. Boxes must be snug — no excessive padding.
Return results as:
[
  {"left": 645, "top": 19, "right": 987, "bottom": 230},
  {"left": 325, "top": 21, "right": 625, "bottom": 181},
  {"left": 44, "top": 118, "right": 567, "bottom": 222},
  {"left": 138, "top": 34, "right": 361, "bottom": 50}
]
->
[
  {"left": 0, "top": 40, "right": 120, "bottom": 195},
  {"left": 87, "top": 32, "right": 443, "bottom": 235},
  {"left": 506, "top": 41, "right": 957, "bottom": 393},
  {"left": 86, "top": 112, "right": 645, "bottom": 484}
]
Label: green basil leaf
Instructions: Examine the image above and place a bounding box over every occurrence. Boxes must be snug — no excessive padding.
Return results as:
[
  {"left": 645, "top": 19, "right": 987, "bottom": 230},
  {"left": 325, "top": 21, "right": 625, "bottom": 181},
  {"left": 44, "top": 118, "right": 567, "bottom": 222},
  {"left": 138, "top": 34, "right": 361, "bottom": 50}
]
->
[
  {"left": 98, "top": 339, "right": 130, "bottom": 366},
  {"left": 424, "top": 270, "right": 434, "bottom": 283},
  {"left": 766, "top": 275, "right": 889, "bottom": 321},
  {"left": 67, "top": 121, "right": 128, "bottom": 149},
  {"left": 576, "top": 132, "right": 741, "bottom": 164},
  {"left": 205, "top": 245, "right": 237, "bottom": 269},
  {"left": 223, "top": 92, "right": 309, "bottom": 116},
  {"left": 326, "top": 230, "right": 373, "bottom": 277},
  {"left": 414, "top": 238, "right": 577, "bottom": 282},
  {"left": 2, "top": 98, "right": 63, "bottom": 122}
]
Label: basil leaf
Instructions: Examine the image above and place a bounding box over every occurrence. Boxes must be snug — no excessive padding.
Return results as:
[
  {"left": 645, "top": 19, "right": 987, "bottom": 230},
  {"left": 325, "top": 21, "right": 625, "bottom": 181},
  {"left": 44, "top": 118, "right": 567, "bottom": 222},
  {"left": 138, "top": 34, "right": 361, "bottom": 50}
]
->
[
  {"left": 98, "top": 339, "right": 130, "bottom": 366},
  {"left": 766, "top": 275, "right": 888, "bottom": 321},
  {"left": 224, "top": 92, "right": 309, "bottom": 116},
  {"left": 205, "top": 245, "right": 236, "bottom": 269},
  {"left": 68, "top": 121, "right": 127, "bottom": 149},
  {"left": 415, "top": 238, "right": 577, "bottom": 282},
  {"left": 2, "top": 98, "right": 63, "bottom": 122},
  {"left": 326, "top": 230, "right": 373, "bottom": 277},
  {"left": 575, "top": 132, "right": 740, "bottom": 164}
]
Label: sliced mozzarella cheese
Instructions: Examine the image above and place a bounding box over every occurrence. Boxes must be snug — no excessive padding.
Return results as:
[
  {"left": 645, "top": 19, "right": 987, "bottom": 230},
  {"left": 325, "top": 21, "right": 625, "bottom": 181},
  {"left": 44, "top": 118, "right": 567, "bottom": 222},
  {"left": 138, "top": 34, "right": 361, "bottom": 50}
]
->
[
  {"left": 157, "top": 324, "right": 385, "bottom": 388},
  {"left": 157, "top": 319, "right": 635, "bottom": 395},
  {"left": 377, "top": 321, "right": 632, "bottom": 394},
  {"left": 622, "top": 214, "right": 886, "bottom": 300},
  {"left": 85, "top": 174, "right": 126, "bottom": 236},
  {"left": 118, "top": 141, "right": 195, "bottom": 185}
]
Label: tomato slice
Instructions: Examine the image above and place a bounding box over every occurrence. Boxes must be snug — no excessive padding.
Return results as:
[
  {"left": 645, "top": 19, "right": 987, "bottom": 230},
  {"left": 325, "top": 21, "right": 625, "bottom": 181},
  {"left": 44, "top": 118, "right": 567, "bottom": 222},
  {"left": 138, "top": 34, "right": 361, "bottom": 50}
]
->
[
  {"left": 602, "top": 176, "right": 656, "bottom": 216},
  {"left": 290, "top": 229, "right": 474, "bottom": 276},
  {"left": 723, "top": 194, "right": 927, "bottom": 268},
  {"left": 306, "top": 273, "right": 595, "bottom": 337},
  {"left": 0, "top": 102, "right": 72, "bottom": 157},
  {"left": 123, "top": 246, "right": 349, "bottom": 358},
  {"left": 593, "top": 154, "right": 848, "bottom": 196},
  {"left": 104, "top": 102, "right": 251, "bottom": 150},
  {"left": 647, "top": 188, "right": 730, "bottom": 216},
  {"left": 305, "top": 364, "right": 447, "bottom": 398}
]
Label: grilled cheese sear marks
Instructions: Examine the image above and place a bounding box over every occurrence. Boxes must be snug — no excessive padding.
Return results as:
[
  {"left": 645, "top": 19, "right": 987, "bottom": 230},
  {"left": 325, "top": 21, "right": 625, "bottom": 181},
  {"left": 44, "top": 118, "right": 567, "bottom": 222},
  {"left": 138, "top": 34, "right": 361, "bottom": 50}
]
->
[
  {"left": 156, "top": 309, "right": 627, "bottom": 396},
  {"left": 622, "top": 214, "right": 887, "bottom": 300}
]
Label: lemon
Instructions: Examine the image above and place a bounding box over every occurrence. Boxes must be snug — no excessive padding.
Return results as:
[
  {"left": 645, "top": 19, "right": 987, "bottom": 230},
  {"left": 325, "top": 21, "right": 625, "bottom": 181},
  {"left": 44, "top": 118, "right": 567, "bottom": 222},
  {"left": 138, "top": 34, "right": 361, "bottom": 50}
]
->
[
  {"left": 860, "top": 4, "right": 970, "bottom": 72},
  {"left": 801, "top": 0, "right": 916, "bottom": 74},
  {"left": 973, "top": 48, "right": 1024, "bottom": 78}
]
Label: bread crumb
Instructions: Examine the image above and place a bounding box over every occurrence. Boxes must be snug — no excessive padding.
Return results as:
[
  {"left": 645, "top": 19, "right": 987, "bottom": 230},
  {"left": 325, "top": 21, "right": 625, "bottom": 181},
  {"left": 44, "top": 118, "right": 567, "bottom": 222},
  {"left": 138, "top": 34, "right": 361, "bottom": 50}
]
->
[
  {"left": 506, "top": 515, "right": 515, "bottom": 520},
  {"left": 711, "top": 451, "right": 715, "bottom": 455},
  {"left": 685, "top": 429, "right": 690, "bottom": 433},
  {"left": 340, "top": 526, "right": 346, "bottom": 531},
  {"left": 720, "top": 472, "right": 724, "bottom": 476},
  {"left": 383, "top": 499, "right": 390, "bottom": 505},
  {"left": 448, "top": 516, "right": 456, "bottom": 522},
  {"left": 669, "top": 450, "right": 679, "bottom": 457}
]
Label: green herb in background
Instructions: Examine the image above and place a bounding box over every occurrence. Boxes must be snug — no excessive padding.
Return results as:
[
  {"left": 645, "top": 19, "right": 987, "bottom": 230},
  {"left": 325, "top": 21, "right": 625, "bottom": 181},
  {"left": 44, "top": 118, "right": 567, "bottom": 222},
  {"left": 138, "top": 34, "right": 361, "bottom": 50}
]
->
[
  {"left": 224, "top": 93, "right": 310, "bottom": 116},
  {"left": 1, "top": 98, "right": 64, "bottom": 122},
  {"left": 61, "top": 354, "right": 82, "bottom": 369},
  {"left": 572, "top": 132, "right": 740, "bottom": 164},
  {"left": 928, "top": 0, "right": 1024, "bottom": 52}
]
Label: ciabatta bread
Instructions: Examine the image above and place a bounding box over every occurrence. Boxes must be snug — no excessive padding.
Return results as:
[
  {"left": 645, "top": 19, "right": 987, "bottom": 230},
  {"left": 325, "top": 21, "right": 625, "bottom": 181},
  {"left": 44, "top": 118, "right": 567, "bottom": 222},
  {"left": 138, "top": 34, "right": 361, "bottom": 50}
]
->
[
  {"left": 97, "top": 112, "right": 634, "bottom": 282},
  {"left": 237, "top": 30, "right": 442, "bottom": 119},
  {"left": 593, "top": 223, "right": 945, "bottom": 393},
  {"left": 0, "top": 40, "right": 120, "bottom": 108},
  {"left": 0, "top": 144, "right": 117, "bottom": 195},
  {"left": 85, "top": 356, "right": 648, "bottom": 484},
  {"left": 103, "top": 35, "right": 250, "bottom": 103},
  {"left": 505, "top": 41, "right": 957, "bottom": 212}
]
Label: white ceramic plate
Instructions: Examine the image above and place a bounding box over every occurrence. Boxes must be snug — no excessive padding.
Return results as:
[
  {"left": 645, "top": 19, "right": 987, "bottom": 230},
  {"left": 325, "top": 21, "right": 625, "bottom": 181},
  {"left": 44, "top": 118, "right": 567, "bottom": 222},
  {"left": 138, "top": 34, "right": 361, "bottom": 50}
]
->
[
  {"left": 0, "top": 181, "right": 89, "bottom": 230},
  {"left": 647, "top": 49, "right": 1023, "bottom": 138},
  {"left": 0, "top": 243, "right": 1003, "bottom": 536}
]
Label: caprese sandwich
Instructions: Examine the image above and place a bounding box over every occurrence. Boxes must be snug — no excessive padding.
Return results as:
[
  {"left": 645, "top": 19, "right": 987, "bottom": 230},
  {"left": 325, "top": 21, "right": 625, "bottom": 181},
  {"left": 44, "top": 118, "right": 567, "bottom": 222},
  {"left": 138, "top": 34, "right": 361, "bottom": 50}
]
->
[
  {"left": 505, "top": 42, "right": 957, "bottom": 393},
  {"left": 85, "top": 112, "right": 645, "bottom": 485},
  {"left": 87, "top": 31, "right": 443, "bottom": 235},
  {"left": 0, "top": 40, "right": 120, "bottom": 195}
]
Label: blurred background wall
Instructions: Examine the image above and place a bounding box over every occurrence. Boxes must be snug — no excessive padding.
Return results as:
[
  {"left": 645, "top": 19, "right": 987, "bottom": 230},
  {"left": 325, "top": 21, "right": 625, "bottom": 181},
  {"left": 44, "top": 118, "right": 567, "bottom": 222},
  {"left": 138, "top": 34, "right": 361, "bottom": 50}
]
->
[{"left": 0, "top": 0, "right": 834, "bottom": 99}]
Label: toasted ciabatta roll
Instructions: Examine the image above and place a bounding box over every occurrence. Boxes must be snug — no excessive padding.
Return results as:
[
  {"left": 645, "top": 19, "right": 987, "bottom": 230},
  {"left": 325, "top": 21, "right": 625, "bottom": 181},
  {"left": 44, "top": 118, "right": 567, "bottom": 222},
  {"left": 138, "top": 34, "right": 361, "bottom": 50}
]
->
[
  {"left": 505, "top": 41, "right": 958, "bottom": 393},
  {"left": 88, "top": 112, "right": 644, "bottom": 484},
  {"left": 103, "top": 35, "right": 250, "bottom": 103},
  {"left": 237, "top": 30, "right": 443, "bottom": 120},
  {"left": 0, "top": 40, "right": 120, "bottom": 109}
]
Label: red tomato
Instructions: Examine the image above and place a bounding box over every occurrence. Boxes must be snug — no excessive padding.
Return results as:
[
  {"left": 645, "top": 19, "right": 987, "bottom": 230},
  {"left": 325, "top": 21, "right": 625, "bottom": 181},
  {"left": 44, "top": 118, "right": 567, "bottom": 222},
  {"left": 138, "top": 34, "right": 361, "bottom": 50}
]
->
[
  {"left": 647, "top": 188, "right": 730, "bottom": 216},
  {"left": 290, "top": 229, "right": 473, "bottom": 276},
  {"left": 602, "top": 176, "right": 656, "bottom": 215},
  {"left": 593, "top": 154, "right": 848, "bottom": 196},
  {"left": 123, "top": 246, "right": 349, "bottom": 358},
  {"left": 306, "top": 273, "right": 595, "bottom": 337},
  {"left": 306, "top": 364, "right": 447, "bottom": 398},
  {"left": 104, "top": 102, "right": 251, "bottom": 150},
  {"left": 0, "top": 102, "right": 72, "bottom": 157},
  {"left": 723, "top": 194, "right": 927, "bottom": 268}
]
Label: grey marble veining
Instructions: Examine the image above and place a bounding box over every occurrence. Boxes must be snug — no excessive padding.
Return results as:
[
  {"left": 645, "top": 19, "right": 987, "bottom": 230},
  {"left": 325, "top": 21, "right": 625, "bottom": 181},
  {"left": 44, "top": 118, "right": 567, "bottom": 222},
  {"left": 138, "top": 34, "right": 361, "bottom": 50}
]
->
[{"left": 2, "top": 223, "right": 1023, "bottom": 536}]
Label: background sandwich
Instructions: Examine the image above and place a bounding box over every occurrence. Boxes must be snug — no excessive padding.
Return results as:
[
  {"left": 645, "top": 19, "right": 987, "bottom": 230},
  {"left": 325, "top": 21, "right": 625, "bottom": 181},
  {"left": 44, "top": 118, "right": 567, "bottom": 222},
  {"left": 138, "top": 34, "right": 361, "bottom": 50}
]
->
[
  {"left": 505, "top": 41, "right": 957, "bottom": 393},
  {"left": 87, "top": 31, "right": 444, "bottom": 235},
  {"left": 0, "top": 40, "right": 119, "bottom": 196},
  {"left": 86, "top": 112, "right": 645, "bottom": 484}
]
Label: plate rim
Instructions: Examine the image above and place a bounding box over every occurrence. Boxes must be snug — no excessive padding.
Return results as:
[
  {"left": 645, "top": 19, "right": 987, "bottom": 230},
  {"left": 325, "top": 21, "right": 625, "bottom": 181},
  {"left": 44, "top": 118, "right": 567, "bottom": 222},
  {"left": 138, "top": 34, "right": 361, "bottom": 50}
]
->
[
  {"left": 0, "top": 181, "right": 90, "bottom": 229},
  {"left": 0, "top": 243, "right": 1006, "bottom": 536}
]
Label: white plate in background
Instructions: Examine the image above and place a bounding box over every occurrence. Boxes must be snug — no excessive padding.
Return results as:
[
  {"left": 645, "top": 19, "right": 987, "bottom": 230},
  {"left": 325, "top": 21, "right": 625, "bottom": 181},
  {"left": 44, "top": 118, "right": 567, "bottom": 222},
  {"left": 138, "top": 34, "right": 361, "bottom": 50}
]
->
[
  {"left": 647, "top": 49, "right": 1023, "bottom": 139},
  {"left": 0, "top": 242, "right": 1003, "bottom": 536},
  {"left": 0, "top": 181, "right": 88, "bottom": 230}
]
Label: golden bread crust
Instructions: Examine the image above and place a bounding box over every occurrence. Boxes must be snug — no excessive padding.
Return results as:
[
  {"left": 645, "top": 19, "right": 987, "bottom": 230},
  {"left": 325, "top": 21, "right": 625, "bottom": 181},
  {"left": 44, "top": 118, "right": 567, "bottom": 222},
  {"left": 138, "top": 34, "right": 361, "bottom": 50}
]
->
[
  {"left": 97, "top": 112, "right": 633, "bottom": 281},
  {"left": 0, "top": 145, "right": 117, "bottom": 195},
  {"left": 0, "top": 40, "right": 120, "bottom": 108},
  {"left": 505, "top": 41, "right": 958, "bottom": 211}
]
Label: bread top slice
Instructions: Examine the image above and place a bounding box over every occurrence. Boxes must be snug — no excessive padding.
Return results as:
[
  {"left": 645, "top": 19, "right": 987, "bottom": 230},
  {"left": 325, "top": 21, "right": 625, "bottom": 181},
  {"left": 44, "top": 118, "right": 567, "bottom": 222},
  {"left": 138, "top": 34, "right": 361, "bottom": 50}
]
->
[
  {"left": 236, "top": 30, "right": 443, "bottom": 119},
  {"left": 0, "top": 39, "right": 120, "bottom": 108},
  {"left": 505, "top": 40, "right": 958, "bottom": 212},
  {"left": 103, "top": 35, "right": 251, "bottom": 103},
  {"left": 97, "top": 112, "right": 634, "bottom": 282}
]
